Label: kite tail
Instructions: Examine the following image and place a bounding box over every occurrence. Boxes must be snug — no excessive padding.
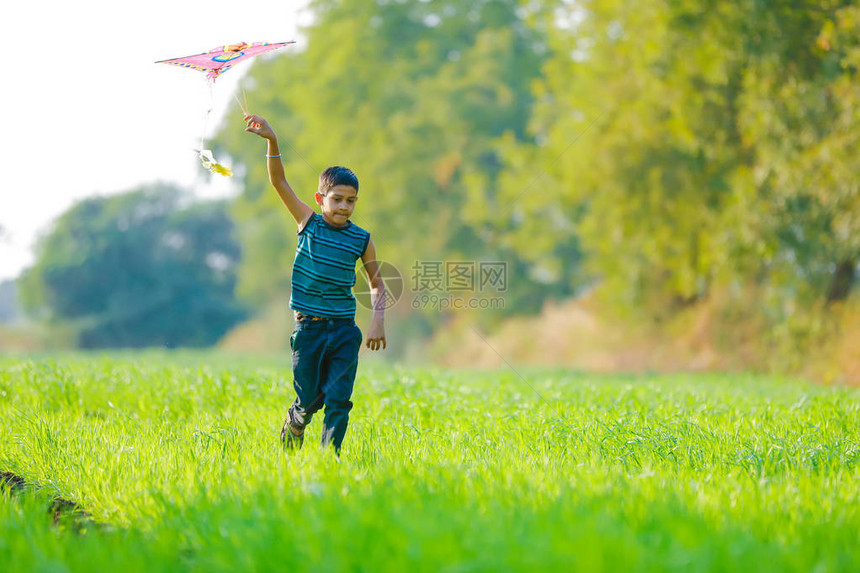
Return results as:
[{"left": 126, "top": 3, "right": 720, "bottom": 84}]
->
[{"left": 196, "top": 79, "right": 232, "bottom": 177}]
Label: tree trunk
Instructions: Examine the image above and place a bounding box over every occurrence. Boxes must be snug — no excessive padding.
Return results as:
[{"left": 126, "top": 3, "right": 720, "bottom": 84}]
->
[{"left": 826, "top": 259, "right": 856, "bottom": 304}]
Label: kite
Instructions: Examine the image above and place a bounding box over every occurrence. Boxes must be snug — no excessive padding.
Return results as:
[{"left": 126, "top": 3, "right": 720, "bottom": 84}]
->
[
  {"left": 157, "top": 41, "right": 293, "bottom": 82},
  {"left": 156, "top": 41, "right": 295, "bottom": 176}
]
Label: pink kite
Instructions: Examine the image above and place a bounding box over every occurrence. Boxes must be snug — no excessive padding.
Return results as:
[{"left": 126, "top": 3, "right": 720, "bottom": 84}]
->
[
  {"left": 157, "top": 41, "right": 294, "bottom": 176},
  {"left": 156, "top": 41, "right": 295, "bottom": 82}
]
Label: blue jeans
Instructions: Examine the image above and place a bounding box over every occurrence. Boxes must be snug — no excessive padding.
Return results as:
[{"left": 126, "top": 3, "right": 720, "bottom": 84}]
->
[{"left": 288, "top": 316, "right": 363, "bottom": 452}]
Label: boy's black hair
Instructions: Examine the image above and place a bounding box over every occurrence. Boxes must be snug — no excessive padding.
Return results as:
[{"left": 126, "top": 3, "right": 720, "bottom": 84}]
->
[{"left": 319, "top": 166, "right": 359, "bottom": 194}]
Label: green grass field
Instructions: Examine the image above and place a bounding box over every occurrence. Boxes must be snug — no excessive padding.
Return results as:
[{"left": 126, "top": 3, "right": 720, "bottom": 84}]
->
[{"left": 1, "top": 353, "right": 858, "bottom": 571}]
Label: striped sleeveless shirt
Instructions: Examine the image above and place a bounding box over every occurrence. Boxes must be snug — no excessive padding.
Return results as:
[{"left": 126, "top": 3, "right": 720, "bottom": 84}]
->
[{"left": 290, "top": 212, "right": 371, "bottom": 318}]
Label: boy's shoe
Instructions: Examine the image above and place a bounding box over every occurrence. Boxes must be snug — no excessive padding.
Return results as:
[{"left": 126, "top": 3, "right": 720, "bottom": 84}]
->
[{"left": 280, "top": 418, "right": 304, "bottom": 450}]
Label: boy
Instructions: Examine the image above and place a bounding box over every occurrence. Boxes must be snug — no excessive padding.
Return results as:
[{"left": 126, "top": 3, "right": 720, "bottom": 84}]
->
[{"left": 244, "top": 113, "right": 387, "bottom": 453}]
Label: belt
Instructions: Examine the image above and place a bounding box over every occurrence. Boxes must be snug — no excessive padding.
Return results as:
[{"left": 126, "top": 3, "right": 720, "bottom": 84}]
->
[{"left": 294, "top": 311, "right": 329, "bottom": 322}]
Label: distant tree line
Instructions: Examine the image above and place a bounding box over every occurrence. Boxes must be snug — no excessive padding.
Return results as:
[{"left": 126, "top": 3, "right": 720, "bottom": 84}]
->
[
  {"left": 20, "top": 0, "right": 858, "bottom": 353},
  {"left": 213, "top": 0, "right": 856, "bottom": 337}
]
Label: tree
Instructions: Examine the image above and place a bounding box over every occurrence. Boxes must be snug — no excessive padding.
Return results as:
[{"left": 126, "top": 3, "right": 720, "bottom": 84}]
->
[
  {"left": 736, "top": 2, "right": 860, "bottom": 305},
  {"left": 481, "top": 0, "right": 858, "bottom": 317},
  {"left": 20, "top": 184, "right": 248, "bottom": 348},
  {"left": 213, "top": 0, "right": 568, "bottom": 322},
  {"left": 0, "top": 280, "right": 20, "bottom": 324}
]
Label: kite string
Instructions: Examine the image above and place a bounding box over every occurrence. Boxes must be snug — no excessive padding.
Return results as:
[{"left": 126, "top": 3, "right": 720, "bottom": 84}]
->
[{"left": 199, "top": 80, "right": 215, "bottom": 153}]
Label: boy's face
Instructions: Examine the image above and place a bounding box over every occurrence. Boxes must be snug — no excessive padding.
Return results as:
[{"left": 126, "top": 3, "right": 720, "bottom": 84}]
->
[{"left": 316, "top": 184, "right": 358, "bottom": 227}]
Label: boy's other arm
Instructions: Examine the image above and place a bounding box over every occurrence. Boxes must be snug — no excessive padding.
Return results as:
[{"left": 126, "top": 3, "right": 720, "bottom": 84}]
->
[
  {"left": 244, "top": 114, "right": 314, "bottom": 228},
  {"left": 361, "top": 238, "right": 386, "bottom": 351}
]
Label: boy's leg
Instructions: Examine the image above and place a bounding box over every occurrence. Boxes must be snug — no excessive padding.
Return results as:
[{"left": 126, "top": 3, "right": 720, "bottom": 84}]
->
[
  {"left": 320, "top": 322, "right": 363, "bottom": 452},
  {"left": 284, "top": 323, "right": 327, "bottom": 447}
]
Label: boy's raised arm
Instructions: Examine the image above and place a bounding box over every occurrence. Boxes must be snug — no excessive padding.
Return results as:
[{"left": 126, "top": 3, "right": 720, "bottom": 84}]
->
[{"left": 244, "top": 114, "right": 314, "bottom": 228}]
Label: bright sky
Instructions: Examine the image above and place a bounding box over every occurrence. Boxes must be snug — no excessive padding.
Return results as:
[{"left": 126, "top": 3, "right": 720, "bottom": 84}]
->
[{"left": 0, "top": 1, "right": 308, "bottom": 281}]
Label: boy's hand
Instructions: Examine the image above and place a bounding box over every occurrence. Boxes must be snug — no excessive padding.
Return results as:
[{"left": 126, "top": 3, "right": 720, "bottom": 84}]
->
[
  {"left": 365, "top": 320, "right": 386, "bottom": 351},
  {"left": 244, "top": 114, "right": 276, "bottom": 140}
]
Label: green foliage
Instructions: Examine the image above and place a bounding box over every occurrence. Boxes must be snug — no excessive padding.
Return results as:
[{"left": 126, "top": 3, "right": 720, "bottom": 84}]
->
[
  {"left": 20, "top": 185, "right": 248, "bottom": 348},
  {"left": 0, "top": 355, "right": 859, "bottom": 570},
  {"left": 486, "top": 0, "right": 858, "bottom": 318},
  {"left": 213, "top": 0, "right": 573, "bottom": 322},
  {"left": 208, "top": 0, "right": 857, "bottom": 363},
  {"left": 736, "top": 3, "right": 860, "bottom": 304}
]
